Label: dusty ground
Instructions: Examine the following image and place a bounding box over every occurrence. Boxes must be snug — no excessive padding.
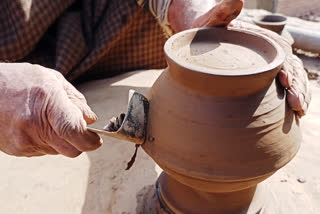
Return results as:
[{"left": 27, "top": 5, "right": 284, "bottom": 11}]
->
[{"left": 278, "top": 0, "right": 320, "bottom": 19}]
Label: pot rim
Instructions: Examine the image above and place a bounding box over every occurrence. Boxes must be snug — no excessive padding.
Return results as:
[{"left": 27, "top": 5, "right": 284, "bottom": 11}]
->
[
  {"left": 253, "top": 14, "right": 288, "bottom": 27},
  {"left": 164, "top": 27, "right": 286, "bottom": 77}
]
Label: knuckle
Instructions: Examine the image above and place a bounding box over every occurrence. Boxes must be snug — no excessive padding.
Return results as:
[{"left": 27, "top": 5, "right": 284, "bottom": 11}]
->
[{"left": 59, "top": 121, "right": 84, "bottom": 138}]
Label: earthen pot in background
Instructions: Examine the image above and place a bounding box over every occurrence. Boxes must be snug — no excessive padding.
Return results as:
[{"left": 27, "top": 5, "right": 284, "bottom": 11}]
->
[
  {"left": 252, "top": 14, "right": 294, "bottom": 46},
  {"left": 253, "top": 14, "right": 287, "bottom": 34},
  {"left": 140, "top": 27, "right": 301, "bottom": 213}
]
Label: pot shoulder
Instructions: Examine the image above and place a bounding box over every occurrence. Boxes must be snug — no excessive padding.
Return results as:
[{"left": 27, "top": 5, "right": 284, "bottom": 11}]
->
[{"left": 142, "top": 69, "right": 301, "bottom": 182}]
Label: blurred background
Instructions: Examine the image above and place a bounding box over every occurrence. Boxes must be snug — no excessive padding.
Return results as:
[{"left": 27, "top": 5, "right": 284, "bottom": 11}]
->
[{"left": 244, "top": 0, "right": 320, "bottom": 22}]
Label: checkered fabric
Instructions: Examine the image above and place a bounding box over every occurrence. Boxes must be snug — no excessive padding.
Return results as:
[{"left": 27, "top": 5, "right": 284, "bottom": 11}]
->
[{"left": 0, "top": 0, "right": 169, "bottom": 81}]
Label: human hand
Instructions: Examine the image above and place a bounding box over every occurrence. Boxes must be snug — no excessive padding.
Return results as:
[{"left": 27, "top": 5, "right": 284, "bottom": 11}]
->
[
  {"left": 279, "top": 54, "right": 311, "bottom": 117},
  {"left": 231, "top": 21, "right": 311, "bottom": 117},
  {"left": 0, "top": 63, "right": 102, "bottom": 157},
  {"left": 168, "top": 0, "right": 243, "bottom": 32}
]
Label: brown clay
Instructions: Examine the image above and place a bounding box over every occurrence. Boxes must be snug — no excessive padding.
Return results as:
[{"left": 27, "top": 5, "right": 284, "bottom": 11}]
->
[
  {"left": 253, "top": 14, "right": 288, "bottom": 34},
  {"left": 140, "top": 27, "right": 301, "bottom": 213},
  {"left": 93, "top": 27, "right": 301, "bottom": 213}
]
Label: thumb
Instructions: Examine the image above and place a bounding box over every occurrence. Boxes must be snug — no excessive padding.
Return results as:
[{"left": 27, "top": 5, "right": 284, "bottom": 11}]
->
[{"left": 47, "top": 87, "right": 102, "bottom": 152}]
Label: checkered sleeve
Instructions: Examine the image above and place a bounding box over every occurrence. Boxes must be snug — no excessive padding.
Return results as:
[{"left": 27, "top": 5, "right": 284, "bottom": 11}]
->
[
  {"left": 0, "top": 0, "right": 169, "bottom": 80},
  {"left": 0, "top": 0, "right": 75, "bottom": 61}
]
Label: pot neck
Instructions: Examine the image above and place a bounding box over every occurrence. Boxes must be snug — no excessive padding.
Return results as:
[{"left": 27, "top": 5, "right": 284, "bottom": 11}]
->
[{"left": 166, "top": 57, "right": 282, "bottom": 97}]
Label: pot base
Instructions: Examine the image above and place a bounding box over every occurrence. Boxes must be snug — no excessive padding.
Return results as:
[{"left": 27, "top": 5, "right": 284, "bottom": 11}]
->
[{"left": 154, "top": 172, "right": 268, "bottom": 214}]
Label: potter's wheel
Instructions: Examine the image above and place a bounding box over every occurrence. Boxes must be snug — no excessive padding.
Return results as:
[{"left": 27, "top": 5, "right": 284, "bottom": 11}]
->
[{"left": 165, "top": 27, "right": 285, "bottom": 76}]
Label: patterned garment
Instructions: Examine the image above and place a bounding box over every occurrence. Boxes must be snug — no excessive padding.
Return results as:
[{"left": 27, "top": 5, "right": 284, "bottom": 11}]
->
[{"left": 0, "top": 0, "right": 171, "bottom": 81}]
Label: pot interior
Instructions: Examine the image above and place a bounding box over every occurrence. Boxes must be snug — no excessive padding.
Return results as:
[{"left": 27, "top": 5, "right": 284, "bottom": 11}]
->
[{"left": 164, "top": 27, "right": 285, "bottom": 76}]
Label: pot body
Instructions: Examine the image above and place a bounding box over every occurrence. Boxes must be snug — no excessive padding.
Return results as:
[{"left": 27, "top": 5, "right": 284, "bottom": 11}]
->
[
  {"left": 142, "top": 61, "right": 301, "bottom": 193},
  {"left": 253, "top": 14, "right": 287, "bottom": 34}
]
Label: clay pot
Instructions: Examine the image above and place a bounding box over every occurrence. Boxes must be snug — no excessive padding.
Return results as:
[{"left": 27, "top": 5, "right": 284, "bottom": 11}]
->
[
  {"left": 89, "top": 27, "right": 301, "bottom": 213},
  {"left": 140, "top": 27, "right": 301, "bottom": 213},
  {"left": 253, "top": 14, "right": 287, "bottom": 34}
]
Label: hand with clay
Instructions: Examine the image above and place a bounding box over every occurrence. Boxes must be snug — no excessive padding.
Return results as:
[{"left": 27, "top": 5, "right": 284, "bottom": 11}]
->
[
  {"left": 167, "top": 0, "right": 310, "bottom": 117},
  {"left": 0, "top": 63, "right": 102, "bottom": 157}
]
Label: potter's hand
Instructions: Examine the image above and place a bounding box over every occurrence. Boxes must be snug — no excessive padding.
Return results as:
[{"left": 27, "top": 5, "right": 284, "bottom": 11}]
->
[
  {"left": 280, "top": 54, "right": 311, "bottom": 117},
  {"left": 0, "top": 63, "right": 102, "bottom": 157},
  {"left": 232, "top": 21, "right": 311, "bottom": 117},
  {"left": 168, "top": 0, "right": 244, "bottom": 32}
]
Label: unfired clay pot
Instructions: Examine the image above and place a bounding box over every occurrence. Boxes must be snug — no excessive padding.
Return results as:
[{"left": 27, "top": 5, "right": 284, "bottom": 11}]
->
[
  {"left": 142, "top": 27, "right": 301, "bottom": 214},
  {"left": 90, "top": 27, "right": 301, "bottom": 214},
  {"left": 253, "top": 14, "right": 287, "bottom": 34}
]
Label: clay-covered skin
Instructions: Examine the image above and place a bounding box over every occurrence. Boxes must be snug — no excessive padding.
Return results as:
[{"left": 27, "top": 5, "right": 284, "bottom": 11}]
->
[
  {"left": 0, "top": 63, "right": 102, "bottom": 157},
  {"left": 168, "top": 0, "right": 310, "bottom": 117}
]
